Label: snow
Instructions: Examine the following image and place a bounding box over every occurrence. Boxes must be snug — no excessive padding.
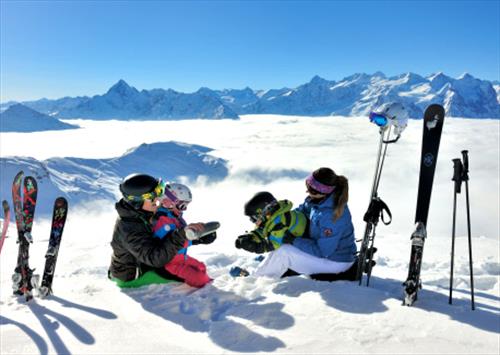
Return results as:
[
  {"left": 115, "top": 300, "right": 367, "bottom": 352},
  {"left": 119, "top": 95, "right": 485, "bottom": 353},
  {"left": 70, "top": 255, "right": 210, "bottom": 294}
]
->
[{"left": 0, "top": 115, "right": 499, "bottom": 354}]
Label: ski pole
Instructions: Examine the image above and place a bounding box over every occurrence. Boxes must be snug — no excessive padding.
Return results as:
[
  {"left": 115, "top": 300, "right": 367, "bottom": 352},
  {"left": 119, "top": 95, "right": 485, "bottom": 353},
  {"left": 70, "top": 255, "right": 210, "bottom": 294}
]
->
[
  {"left": 449, "top": 158, "right": 463, "bottom": 304},
  {"left": 461, "top": 150, "right": 475, "bottom": 310},
  {"left": 357, "top": 127, "right": 387, "bottom": 284}
]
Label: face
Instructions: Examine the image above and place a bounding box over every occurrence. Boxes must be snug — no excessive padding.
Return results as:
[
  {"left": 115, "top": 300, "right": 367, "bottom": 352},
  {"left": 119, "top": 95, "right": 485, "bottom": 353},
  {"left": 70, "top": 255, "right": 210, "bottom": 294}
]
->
[
  {"left": 142, "top": 198, "right": 160, "bottom": 212},
  {"left": 306, "top": 183, "right": 326, "bottom": 200}
]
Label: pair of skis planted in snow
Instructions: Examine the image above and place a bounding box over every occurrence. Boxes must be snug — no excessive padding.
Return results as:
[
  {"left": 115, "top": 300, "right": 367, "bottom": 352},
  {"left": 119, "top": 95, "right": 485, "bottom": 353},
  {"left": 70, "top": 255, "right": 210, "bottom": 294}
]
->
[{"left": 10, "top": 171, "right": 68, "bottom": 301}]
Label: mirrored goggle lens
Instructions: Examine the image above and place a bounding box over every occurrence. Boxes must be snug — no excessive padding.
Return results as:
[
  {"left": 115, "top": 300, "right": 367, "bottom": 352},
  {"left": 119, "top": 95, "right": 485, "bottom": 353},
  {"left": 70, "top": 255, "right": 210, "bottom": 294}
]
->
[
  {"left": 176, "top": 202, "right": 189, "bottom": 211},
  {"left": 369, "top": 112, "right": 388, "bottom": 127}
]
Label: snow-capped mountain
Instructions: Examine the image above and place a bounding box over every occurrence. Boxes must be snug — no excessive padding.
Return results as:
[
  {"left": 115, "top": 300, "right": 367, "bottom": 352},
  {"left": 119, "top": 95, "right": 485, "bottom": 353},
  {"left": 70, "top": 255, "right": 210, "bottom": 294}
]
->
[
  {"left": 225, "top": 72, "right": 499, "bottom": 118},
  {"left": 0, "top": 141, "right": 228, "bottom": 215},
  {"left": 3, "top": 73, "right": 499, "bottom": 119},
  {"left": 0, "top": 103, "right": 79, "bottom": 132},
  {"left": 55, "top": 80, "right": 239, "bottom": 120},
  {"left": 492, "top": 80, "right": 500, "bottom": 103}
]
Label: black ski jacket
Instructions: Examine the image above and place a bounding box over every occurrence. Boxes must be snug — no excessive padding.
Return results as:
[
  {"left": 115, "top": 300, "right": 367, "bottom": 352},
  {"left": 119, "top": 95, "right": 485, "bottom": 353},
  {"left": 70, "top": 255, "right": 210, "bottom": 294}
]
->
[{"left": 109, "top": 199, "right": 187, "bottom": 281}]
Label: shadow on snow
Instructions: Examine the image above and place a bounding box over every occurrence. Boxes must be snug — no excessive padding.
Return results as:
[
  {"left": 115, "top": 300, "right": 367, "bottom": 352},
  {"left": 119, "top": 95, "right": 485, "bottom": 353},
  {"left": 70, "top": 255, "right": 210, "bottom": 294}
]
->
[
  {"left": 272, "top": 275, "right": 500, "bottom": 334},
  {"left": 0, "top": 295, "right": 117, "bottom": 355},
  {"left": 122, "top": 282, "right": 294, "bottom": 353}
]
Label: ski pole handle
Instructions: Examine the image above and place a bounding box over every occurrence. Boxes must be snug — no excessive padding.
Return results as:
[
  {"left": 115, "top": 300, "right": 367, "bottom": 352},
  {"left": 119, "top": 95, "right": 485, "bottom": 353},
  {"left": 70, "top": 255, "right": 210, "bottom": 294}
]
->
[
  {"left": 461, "top": 150, "right": 469, "bottom": 181},
  {"left": 452, "top": 159, "right": 463, "bottom": 194}
]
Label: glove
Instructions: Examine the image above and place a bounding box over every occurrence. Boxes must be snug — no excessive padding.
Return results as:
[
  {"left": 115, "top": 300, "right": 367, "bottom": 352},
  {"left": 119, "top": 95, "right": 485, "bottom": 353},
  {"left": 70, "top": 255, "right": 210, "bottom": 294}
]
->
[
  {"left": 281, "top": 232, "right": 296, "bottom": 245},
  {"left": 235, "top": 233, "right": 268, "bottom": 254},
  {"left": 192, "top": 231, "right": 217, "bottom": 245}
]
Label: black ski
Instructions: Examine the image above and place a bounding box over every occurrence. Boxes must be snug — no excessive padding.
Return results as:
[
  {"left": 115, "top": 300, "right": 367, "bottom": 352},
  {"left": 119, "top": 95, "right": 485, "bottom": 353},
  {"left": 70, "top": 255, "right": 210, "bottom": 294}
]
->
[
  {"left": 39, "top": 197, "right": 68, "bottom": 298},
  {"left": 403, "top": 104, "right": 445, "bottom": 306},
  {"left": 12, "top": 172, "right": 38, "bottom": 301}
]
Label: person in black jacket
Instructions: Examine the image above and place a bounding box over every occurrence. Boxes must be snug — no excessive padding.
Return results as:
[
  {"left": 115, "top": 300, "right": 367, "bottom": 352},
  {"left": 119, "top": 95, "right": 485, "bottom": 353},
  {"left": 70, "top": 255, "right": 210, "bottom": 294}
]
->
[{"left": 109, "top": 173, "right": 213, "bottom": 285}]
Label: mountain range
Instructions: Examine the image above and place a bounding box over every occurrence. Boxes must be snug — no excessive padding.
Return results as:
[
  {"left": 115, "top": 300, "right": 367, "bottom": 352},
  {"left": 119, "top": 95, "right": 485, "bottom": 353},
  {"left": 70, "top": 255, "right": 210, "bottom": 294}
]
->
[{"left": 1, "top": 72, "right": 499, "bottom": 119}]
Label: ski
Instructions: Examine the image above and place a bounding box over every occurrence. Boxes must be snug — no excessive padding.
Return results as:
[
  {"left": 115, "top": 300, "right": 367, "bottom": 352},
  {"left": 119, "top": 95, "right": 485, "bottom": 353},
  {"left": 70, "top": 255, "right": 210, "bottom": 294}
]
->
[
  {"left": 39, "top": 197, "right": 68, "bottom": 298},
  {"left": 12, "top": 172, "right": 39, "bottom": 301},
  {"left": 0, "top": 200, "right": 10, "bottom": 254},
  {"left": 403, "top": 104, "right": 445, "bottom": 306}
]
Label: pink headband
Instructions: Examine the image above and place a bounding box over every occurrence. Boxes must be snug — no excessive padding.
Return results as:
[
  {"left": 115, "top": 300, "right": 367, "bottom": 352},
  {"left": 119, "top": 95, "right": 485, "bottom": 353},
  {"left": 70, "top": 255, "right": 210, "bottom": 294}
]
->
[{"left": 306, "top": 175, "right": 335, "bottom": 195}]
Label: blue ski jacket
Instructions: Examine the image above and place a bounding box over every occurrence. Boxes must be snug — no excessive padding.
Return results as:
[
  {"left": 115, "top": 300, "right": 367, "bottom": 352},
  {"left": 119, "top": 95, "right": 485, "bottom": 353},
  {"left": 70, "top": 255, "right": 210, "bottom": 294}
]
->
[{"left": 293, "top": 195, "right": 357, "bottom": 263}]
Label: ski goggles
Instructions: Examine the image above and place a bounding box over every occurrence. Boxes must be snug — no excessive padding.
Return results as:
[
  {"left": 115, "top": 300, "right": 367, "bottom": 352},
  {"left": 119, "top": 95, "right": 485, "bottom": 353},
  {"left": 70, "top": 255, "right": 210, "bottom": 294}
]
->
[
  {"left": 125, "top": 182, "right": 164, "bottom": 203},
  {"left": 160, "top": 185, "right": 190, "bottom": 211},
  {"left": 176, "top": 201, "right": 189, "bottom": 211},
  {"left": 369, "top": 112, "right": 389, "bottom": 127}
]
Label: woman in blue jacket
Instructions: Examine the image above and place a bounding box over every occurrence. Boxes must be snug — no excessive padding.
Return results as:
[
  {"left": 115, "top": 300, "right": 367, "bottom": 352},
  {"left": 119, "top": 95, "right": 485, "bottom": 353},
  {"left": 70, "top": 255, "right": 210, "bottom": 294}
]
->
[{"left": 252, "top": 167, "right": 357, "bottom": 278}]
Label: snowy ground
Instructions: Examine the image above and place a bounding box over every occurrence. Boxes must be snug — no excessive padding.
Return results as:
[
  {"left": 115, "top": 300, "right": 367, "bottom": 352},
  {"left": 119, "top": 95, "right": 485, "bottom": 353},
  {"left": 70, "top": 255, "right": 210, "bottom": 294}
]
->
[{"left": 0, "top": 115, "right": 499, "bottom": 354}]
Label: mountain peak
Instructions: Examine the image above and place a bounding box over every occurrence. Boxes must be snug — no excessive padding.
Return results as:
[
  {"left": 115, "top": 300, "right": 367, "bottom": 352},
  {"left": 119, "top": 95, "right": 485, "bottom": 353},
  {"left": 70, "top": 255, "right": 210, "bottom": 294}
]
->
[
  {"left": 310, "top": 75, "right": 328, "bottom": 84},
  {"left": 4, "top": 103, "right": 40, "bottom": 116},
  {"left": 372, "top": 71, "right": 386, "bottom": 79},
  {"left": 107, "top": 79, "right": 138, "bottom": 96},
  {"left": 428, "top": 72, "right": 449, "bottom": 80},
  {"left": 1, "top": 103, "right": 78, "bottom": 132},
  {"left": 458, "top": 72, "right": 475, "bottom": 81}
]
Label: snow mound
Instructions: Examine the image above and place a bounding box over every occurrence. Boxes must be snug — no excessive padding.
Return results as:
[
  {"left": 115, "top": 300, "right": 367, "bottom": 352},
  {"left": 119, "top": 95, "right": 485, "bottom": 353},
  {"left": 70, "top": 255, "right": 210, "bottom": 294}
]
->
[{"left": 0, "top": 142, "right": 228, "bottom": 215}]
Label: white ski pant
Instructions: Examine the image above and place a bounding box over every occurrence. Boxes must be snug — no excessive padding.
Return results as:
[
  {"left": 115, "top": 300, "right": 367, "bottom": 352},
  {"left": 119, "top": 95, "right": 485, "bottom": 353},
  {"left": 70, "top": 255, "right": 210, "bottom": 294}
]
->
[{"left": 253, "top": 244, "right": 354, "bottom": 278}]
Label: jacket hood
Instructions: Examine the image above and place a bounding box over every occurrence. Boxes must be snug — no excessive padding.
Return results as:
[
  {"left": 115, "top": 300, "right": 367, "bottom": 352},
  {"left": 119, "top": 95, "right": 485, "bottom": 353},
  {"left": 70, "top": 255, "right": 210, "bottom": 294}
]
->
[{"left": 263, "top": 199, "right": 293, "bottom": 231}]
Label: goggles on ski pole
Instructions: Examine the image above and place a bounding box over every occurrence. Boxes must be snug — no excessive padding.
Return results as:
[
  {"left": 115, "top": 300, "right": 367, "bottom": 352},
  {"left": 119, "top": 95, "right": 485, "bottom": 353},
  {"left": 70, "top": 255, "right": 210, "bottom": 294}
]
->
[{"left": 369, "top": 112, "right": 389, "bottom": 128}]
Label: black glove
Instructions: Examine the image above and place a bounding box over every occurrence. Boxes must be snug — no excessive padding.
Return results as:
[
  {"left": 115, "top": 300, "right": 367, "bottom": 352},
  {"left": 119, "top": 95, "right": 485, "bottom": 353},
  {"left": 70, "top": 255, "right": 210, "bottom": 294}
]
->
[
  {"left": 281, "top": 231, "right": 296, "bottom": 245},
  {"left": 192, "top": 231, "right": 217, "bottom": 245},
  {"left": 235, "top": 233, "right": 268, "bottom": 254}
]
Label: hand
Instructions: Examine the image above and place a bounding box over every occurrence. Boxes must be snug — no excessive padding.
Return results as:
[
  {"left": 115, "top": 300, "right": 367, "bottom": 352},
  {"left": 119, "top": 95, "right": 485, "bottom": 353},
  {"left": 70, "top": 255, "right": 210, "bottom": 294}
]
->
[
  {"left": 235, "top": 234, "right": 267, "bottom": 254},
  {"left": 281, "top": 232, "right": 295, "bottom": 245},
  {"left": 184, "top": 223, "right": 205, "bottom": 241},
  {"left": 192, "top": 231, "right": 217, "bottom": 245}
]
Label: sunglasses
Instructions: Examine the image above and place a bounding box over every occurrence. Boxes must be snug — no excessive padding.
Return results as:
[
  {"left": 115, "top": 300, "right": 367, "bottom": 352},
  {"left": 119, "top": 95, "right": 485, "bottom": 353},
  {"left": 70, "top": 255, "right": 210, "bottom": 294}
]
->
[{"left": 369, "top": 112, "right": 389, "bottom": 127}]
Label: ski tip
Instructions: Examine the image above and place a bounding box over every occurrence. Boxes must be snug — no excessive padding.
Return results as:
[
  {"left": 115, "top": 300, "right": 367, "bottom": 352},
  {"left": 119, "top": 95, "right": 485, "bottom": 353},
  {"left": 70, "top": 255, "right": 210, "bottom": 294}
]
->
[
  {"left": 424, "top": 104, "right": 445, "bottom": 118},
  {"left": 54, "top": 197, "right": 68, "bottom": 207}
]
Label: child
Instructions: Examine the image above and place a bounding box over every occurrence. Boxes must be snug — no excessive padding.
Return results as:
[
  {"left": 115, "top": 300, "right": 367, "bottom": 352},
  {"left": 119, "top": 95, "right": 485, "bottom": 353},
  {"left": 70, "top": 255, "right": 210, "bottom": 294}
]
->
[
  {"left": 234, "top": 191, "right": 308, "bottom": 255},
  {"left": 153, "top": 182, "right": 215, "bottom": 288}
]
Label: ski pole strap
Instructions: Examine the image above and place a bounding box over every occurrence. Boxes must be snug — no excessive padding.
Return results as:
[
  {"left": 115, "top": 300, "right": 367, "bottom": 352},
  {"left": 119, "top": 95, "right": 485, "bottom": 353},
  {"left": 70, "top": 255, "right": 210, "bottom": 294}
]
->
[
  {"left": 382, "top": 134, "right": 401, "bottom": 144},
  {"left": 363, "top": 197, "right": 392, "bottom": 225}
]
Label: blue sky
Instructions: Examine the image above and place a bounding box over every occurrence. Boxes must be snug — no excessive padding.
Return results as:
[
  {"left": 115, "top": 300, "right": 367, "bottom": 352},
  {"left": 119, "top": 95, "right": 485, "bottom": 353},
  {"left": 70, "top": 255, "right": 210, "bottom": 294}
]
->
[{"left": 1, "top": 0, "right": 499, "bottom": 102}]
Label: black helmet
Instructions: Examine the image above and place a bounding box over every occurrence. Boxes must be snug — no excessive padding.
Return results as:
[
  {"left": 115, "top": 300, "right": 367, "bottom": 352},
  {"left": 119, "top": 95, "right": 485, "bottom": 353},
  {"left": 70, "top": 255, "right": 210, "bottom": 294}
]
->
[
  {"left": 244, "top": 191, "right": 276, "bottom": 219},
  {"left": 119, "top": 173, "right": 161, "bottom": 208}
]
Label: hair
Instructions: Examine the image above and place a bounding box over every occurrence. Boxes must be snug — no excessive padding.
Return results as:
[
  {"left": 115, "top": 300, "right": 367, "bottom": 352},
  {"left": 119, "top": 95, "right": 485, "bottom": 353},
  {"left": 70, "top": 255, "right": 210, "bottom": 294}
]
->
[
  {"left": 332, "top": 174, "right": 349, "bottom": 221},
  {"left": 312, "top": 167, "right": 349, "bottom": 221}
]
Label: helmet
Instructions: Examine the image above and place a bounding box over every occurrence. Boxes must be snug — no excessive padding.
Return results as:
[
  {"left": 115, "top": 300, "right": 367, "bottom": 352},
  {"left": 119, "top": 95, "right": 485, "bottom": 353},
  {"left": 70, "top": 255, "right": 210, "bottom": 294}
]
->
[
  {"left": 244, "top": 191, "right": 277, "bottom": 221},
  {"left": 370, "top": 102, "right": 409, "bottom": 135},
  {"left": 120, "top": 173, "right": 162, "bottom": 209},
  {"left": 162, "top": 182, "right": 192, "bottom": 211}
]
